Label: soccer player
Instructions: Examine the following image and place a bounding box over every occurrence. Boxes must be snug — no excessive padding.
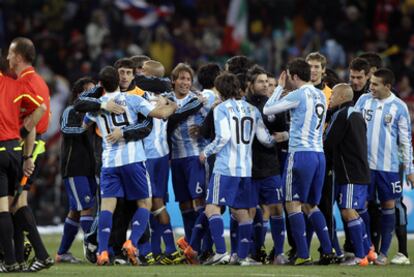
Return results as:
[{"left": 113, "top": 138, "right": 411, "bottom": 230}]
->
[
  {"left": 140, "top": 60, "right": 183, "bottom": 265},
  {"left": 7, "top": 37, "right": 54, "bottom": 272},
  {"left": 167, "top": 63, "right": 215, "bottom": 250},
  {"left": 187, "top": 72, "right": 275, "bottom": 266},
  {"left": 266, "top": 72, "right": 277, "bottom": 97},
  {"left": 306, "top": 52, "right": 342, "bottom": 260},
  {"left": 135, "top": 58, "right": 172, "bottom": 94},
  {"left": 56, "top": 77, "right": 97, "bottom": 264},
  {"left": 130, "top": 55, "right": 150, "bottom": 75},
  {"left": 349, "top": 57, "right": 371, "bottom": 102},
  {"left": 181, "top": 63, "right": 222, "bottom": 263},
  {"left": 324, "top": 84, "right": 371, "bottom": 266},
  {"left": 0, "top": 60, "right": 46, "bottom": 273},
  {"left": 115, "top": 58, "right": 144, "bottom": 95},
  {"left": 355, "top": 68, "right": 414, "bottom": 265},
  {"left": 245, "top": 65, "right": 288, "bottom": 265},
  {"left": 359, "top": 52, "right": 383, "bottom": 77},
  {"left": 305, "top": 52, "right": 332, "bottom": 103},
  {"left": 346, "top": 57, "right": 379, "bottom": 256},
  {"left": 74, "top": 78, "right": 155, "bottom": 265},
  {"left": 83, "top": 66, "right": 177, "bottom": 266},
  {"left": 263, "top": 58, "right": 335, "bottom": 265}
]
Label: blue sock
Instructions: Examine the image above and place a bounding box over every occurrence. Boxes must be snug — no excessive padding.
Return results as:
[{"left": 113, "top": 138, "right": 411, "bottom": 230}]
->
[
  {"left": 237, "top": 220, "right": 253, "bottom": 259},
  {"left": 305, "top": 215, "right": 314, "bottom": 250},
  {"left": 288, "top": 212, "right": 309, "bottom": 259},
  {"left": 380, "top": 208, "right": 395, "bottom": 256},
  {"left": 270, "top": 215, "right": 285, "bottom": 256},
  {"left": 129, "top": 208, "right": 150, "bottom": 247},
  {"left": 359, "top": 218, "right": 371, "bottom": 255},
  {"left": 98, "top": 210, "right": 113, "bottom": 254},
  {"left": 150, "top": 215, "right": 162, "bottom": 255},
  {"left": 230, "top": 214, "right": 239, "bottom": 254},
  {"left": 80, "top": 215, "right": 94, "bottom": 234},
  {"left": 138, "top": 241, "right": 151, "bottom": 256},
  {"left": 161, "top": 222, "right": 176, "bottom": 254},
  {"left": 358, "top": 208, "right": 372, "bottom": 244},
  {"left": 182, "top": 209, "right": 197, "bottom": 242},
  {"left": 194, "top": 207, "right": 213, "bottom": 253},
  {"left": 347, "top": 218, "right": 364, "bottom": 258},
  {"left": 208, "top": 215, "right": 226, "bottom": 254},
  {"left": 308, "top": 209, "right": 332, "bottom": 254},
  {"left": 332, "top": 219, "right": 343, "bottom": 256},
  {"left": 201, "top": 229, "right": 213, "bottom": 253},
  {"left": 57, "top": 217, "right": 79, "bottom": 255},
  {"left": 190, "top": 212, "right": 208, "bottom": 252},
  {"left": 253, "top": 209, "right": 264, "bottom": 252}
]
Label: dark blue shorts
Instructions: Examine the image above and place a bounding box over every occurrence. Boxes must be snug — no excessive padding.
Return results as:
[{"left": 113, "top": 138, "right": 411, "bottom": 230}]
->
[
  {"left": 253, "top": 175, "right": 283, "bottom": 205},
  {"left": 146, "top": 155, "right": 169, "bottom": 200},
  {"left": 335, "top": 183, "right": 368, "bottom": 210},
  {"left": 171, "top": 156, "right": 205, "bottom": 202},
  {"left": 369, "top": 170, "right": 401, "bottom": 202},
  {"left": 206, "top": 174, "right": 256, "bottom": 209},
  {"left": 63, "top": 176, "right": 97, "bottom": 211},
  {"left": 283, "top": 151, "right": 325, "bottom": 205},
  {"left": 100, "top": 162, "right": 151, "bottom": 200}
]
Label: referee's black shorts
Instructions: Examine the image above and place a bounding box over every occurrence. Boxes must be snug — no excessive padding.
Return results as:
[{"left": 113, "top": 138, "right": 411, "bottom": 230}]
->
[{"left": 0, "top": 140, "right": 22, "bottom": 197}]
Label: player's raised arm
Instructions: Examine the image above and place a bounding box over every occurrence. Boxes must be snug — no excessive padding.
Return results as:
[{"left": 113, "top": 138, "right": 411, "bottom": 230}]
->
[{"left": 263, "top": 71, "right": 299, "bottom": 115}]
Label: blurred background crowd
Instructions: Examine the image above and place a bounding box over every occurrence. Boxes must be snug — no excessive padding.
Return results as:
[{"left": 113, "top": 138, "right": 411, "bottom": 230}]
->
[{"left": 0, "top": 0, "right": 413, "bottom": 225}]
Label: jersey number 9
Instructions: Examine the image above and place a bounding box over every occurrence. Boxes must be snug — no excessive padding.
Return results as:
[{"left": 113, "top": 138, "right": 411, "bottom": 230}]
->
[{"left": 315, "top": 103, "right": 325, "bottom": 130}]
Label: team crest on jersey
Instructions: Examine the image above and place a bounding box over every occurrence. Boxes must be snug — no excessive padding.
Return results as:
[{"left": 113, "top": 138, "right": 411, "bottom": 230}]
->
[
  {"left": 384, "top": 114, "right": 393, "bottom": 123},
  {"left": 84, "top": 196, "right": 91, "bottom": 203}
]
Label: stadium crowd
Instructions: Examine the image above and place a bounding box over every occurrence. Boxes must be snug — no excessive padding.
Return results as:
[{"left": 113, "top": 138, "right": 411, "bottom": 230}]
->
[{"left": 0, "top": 0, "right": 414, "bottom": 273}]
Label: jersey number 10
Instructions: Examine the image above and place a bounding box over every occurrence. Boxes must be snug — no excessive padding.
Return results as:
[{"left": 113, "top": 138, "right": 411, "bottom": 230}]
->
[
  {"left": 232, "top": 116, "right": 254, "bottom": 144},
  {"left": 101, "top": 113, "right": 130, "bottom": 133}
]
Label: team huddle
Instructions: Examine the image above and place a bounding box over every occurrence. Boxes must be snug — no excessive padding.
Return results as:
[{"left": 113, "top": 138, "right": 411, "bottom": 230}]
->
[{"left": 0, "top": 36, "right": 412, "bottom": 273}]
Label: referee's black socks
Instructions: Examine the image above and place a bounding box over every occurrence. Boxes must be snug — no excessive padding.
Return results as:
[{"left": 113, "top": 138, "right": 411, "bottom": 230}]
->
[
  {"left": 0, "top": 211, "right": 17, "bottom": 265},
  {"left": 14, "top": 206, "right": 49, "bottom": 260}
]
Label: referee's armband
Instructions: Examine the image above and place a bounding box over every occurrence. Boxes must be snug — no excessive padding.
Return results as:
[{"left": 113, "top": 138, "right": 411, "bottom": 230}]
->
[{"left": 20, "top": 127, "right": 30, "bottom": 139}]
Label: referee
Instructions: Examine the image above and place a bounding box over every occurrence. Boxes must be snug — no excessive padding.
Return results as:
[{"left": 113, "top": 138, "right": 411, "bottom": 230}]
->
[
  {"left": 7, "top": 37, "right": 53, "bottom": 272},
  {"left": 0, "top": 58, "right": 46, "bottom": 272}
]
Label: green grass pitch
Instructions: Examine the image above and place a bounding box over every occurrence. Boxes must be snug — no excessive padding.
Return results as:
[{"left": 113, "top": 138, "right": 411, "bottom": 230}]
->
[{"left": 12, "top": 234, "right": 414, "bottom": 276}]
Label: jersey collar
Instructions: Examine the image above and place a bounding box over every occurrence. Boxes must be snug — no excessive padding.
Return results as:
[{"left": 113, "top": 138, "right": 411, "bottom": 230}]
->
[{"left": 19, "top": 66, "right": 35, "bottom": 78}]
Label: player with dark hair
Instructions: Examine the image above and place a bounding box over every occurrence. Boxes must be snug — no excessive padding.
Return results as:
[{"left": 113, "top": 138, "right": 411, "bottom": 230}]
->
[
  {"left": 56, "top": 77, "right": 97, "bottom": 264},
  {"left": 83, "top": 66, "right": 177, "bottom": 266},
  {"left": 264, "top": 58, "right": 335, "bottom": 265},
  {"left": 245, "top": 65, "right": 288, "bottom": 265},
  {"left": 355, "top": 68, "right": 414, "bottom": 265}
]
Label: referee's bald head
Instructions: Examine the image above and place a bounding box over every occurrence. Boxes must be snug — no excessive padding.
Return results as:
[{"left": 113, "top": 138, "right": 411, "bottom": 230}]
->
[{"left": 10, "top": 37, "right": 36, "bottom": 64}]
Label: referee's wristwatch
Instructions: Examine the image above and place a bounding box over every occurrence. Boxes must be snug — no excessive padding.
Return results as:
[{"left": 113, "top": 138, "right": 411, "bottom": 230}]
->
[{"left": 23, "top": 155, "right": 33, "bottom": 160}]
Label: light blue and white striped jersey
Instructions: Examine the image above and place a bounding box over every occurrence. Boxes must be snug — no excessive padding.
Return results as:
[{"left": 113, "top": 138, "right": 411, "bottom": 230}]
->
[
  {"left": 203, "top": 99, "right": 274, "bottom": 177},
  {"left": 355, "top": 92, "right": 414, "bottom": 174},
  {"left": 167, "top": 90, "right": 216, "bottom": 159},
  {"left": 263, "top": 84, "right": 326, "bottom": 153},
  {"left": 84, "top": 91, "right": 154, "bottom": 168},
  {"left": 142, "top": 92, "right": 169, "bottom": 159}
]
